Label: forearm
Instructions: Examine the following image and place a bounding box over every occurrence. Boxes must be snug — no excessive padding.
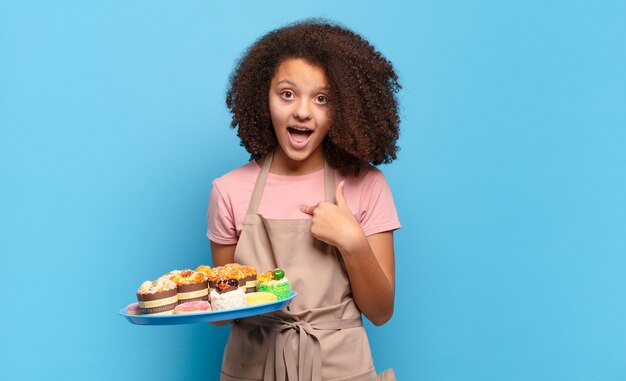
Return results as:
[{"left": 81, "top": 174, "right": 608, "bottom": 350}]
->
[{"left": 338, "top": 233, "right": 395, "bottom": 326}]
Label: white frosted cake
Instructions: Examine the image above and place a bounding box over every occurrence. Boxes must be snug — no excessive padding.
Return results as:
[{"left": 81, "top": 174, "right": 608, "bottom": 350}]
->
[{"left": 209, "top": 288, "right": 246, "bottom": 311}]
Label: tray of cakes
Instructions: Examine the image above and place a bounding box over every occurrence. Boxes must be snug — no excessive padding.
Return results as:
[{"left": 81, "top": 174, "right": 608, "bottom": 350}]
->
[{"left": 119, "top": 264, "right": 296, "bottom": 325}]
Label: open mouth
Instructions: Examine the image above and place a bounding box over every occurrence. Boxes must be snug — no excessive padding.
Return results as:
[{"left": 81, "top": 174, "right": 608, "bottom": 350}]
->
[{"left": 287, "top": 126, "right": 313, "bottom": 143}]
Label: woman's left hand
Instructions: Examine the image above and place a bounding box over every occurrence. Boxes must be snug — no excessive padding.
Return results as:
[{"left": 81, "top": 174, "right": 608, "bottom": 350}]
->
[
  {"left": 302, "top": 180, "right": 396, "bottom": 325},
  {"left": 300, "top": 181, "right": 366, "bottom": 252}
]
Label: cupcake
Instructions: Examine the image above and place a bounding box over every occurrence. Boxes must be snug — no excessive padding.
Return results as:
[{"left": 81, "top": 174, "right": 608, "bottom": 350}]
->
[
  {"left": 162, "top": 269, "right": 181, "bottom": 280},
  {"left": 209, "top": 278, "right": 246, "bottom": 311},
  {"left": 240, "top": 264, "right": 258, "bottom": 293},
  {"left": 208, "top": 266, "right": 227, "bottom": 293},
  {"left": 136, "top": 277, "right": 178, "bottom": 315},
  {"left": 174, "top": 300, "right": 211, "bottom": 314},
  {"left": 223, "top": 263, "right": 257, "bottom": 293},
  {"left": 208, "top": 265, "right": 243, "bottom": 293},
  {"left": 171, "top": 269, "right": 209, "bottom": 304},
  {"left": 257, "top": 268, "right": 292, "bottom": 300},
  {"left": 195, "top": 265, "right": 212, "bottom": 278}
]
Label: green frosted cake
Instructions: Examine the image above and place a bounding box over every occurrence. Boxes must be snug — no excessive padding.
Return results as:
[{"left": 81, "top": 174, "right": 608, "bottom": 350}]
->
[{"left": 257, "top": 268, "right": 292, "bottom": 300}]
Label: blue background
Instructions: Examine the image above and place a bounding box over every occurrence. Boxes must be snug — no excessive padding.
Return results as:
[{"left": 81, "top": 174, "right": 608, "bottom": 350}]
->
[{"left": 1, "top": 1, "right": 625, "bottom": 380}]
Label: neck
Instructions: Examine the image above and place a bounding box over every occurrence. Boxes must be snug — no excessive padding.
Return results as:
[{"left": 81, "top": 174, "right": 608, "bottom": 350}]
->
[{"left": 269, "top": 148, "right": 325, "bottom": 176}]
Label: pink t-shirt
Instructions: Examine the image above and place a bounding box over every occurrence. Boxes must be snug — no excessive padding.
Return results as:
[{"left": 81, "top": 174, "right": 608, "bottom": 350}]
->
[{"left": 207, "top": 161, "right": 401, "bottom": 245}]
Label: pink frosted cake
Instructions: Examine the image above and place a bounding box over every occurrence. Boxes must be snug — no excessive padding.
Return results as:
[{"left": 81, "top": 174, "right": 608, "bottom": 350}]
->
[
  {"left": 174, "top": 300, "right": 211, "bottom": 314},
  {"left": 124, "top": 302, "right": 141, "bottom": 315}
]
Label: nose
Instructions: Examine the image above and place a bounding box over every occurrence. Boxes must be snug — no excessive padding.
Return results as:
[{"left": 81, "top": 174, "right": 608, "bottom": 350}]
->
[{"left": 293, "top": 99, "right": 312, "bottom": 120}]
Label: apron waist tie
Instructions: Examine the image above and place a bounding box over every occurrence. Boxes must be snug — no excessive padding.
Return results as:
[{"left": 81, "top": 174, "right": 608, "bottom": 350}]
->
[{"left": 240, "top": 315, "right": 363, "bottom": 381}]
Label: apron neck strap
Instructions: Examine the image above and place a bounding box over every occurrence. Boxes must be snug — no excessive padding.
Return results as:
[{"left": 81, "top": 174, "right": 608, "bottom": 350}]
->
[
  {"left": 323, "top": 156, "right": 335, "bottom": 203},
  {"left": 247, "top": 151, "right": 336, "bottom": 215}
]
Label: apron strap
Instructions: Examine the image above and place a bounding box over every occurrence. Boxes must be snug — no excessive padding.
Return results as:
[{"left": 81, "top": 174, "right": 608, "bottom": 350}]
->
[
  {"left": 323, "top": 156, "right": 336, "bottom": 204},
  {"left": 247, "top": 151, "right": 337, "bottom": 215},
  {"left": 240, "top": 316, "right": 362, "bottom": 381},
  {"left": 247, "top": 152, "right": 274, "bottom": 215}
]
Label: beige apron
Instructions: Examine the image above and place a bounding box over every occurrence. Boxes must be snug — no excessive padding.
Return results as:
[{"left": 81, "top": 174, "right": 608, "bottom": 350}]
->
[{"left": 220, "top": 152, "right": 396, "bottom": 381}]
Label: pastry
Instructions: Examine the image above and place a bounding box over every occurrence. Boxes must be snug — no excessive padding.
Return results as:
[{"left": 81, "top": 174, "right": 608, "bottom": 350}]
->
[
  {"left": 124, "top": 302, "right": 141, "bottom": 315},
  {"left": 162, "top": 269, "right": 181, "bottom": 280},
  {"left": 174, "top": 300, "right": 211, "bottom": 314},
  {"left": 239, "top": 264, "right": 258, "bottom": 293},
  {"left": 171, "top": 269, "right": 209, "bottom": 304},
  {"left": 195, "top": 265, "right": 212, "bottom": 278},
  {"left": 208, "top": 263, "right": 258, "bottom": 294},
  {"left": 210, "top": 278, "right": 246, "bottom": 311},
  {"left": 257, "top": 268, "right": 292, "bottom": 300},
  {"left": 245, "top": 291, "right": 277, "bottom": 306},
  {"left": 208, "top": 266, "right": 231, "bottom": 293},
  {"left": 136, "top": 277, "right": 178, "bottom": 315}
]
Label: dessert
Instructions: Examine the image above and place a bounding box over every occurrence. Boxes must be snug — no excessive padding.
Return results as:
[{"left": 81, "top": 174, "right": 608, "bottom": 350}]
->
[
  {"left": 207, "top": 263, "right": 258, "bottom": 294},
  {"left": 128, "top": 263, "right": 274, "bottom": 317},
  {"left": 223, "top": 263, "right": 257, "bottom": 293},
  {"left": 171, "top": 269, "right": 209, "bottom": 304},
  {"left": 195, "top": 265, "right": 212, "bottom": 278},
  {"left": 124, "top": 302, "right": 141, "bottom": 315},
  {"left": 210, "top": 278, "right": 247, "bottom": 310},
  {"left": 162, "top": 269, "right": 181, "bottom": 280},
  {"left": 245, "top": 291, "right": 277, "bottom": 306},
  {"left": 136, "top": 277, "right": 178, "bottom": 315},
  {"left": 208, "top": 266, "right": 231, "bottom": 293},
  {"left": 240, "top": 264, "right": 258, "bottom": 293},
  {"left": 174, "top": 300, "right": 211, "bottom": 314},
  {"left": 257, "top": 268, "right": 292, "bottom": 300}
]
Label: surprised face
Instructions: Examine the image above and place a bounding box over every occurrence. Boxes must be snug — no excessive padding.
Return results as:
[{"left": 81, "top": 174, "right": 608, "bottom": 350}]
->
[{"left": 268, "top": 58, "right": 332, "bottom": 175}]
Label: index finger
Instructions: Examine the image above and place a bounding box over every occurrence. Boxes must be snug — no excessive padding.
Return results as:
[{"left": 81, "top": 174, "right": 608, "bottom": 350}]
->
[{"left": 299, "top": 205, "right": 316, "bottom": 215}]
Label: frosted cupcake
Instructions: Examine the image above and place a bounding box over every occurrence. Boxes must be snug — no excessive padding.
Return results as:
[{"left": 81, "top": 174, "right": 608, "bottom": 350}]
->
[
  {"left": 162, "top": 269, "right": 181, "bottom": 280},
  {"left": 207, "top": 266, "right": 232, "bottom": 293},
  {"left": 223, "top": 263, "right": 257, "bottom": 293},
  {"left": 257, "top": 268, "right": 291, "bottom": 300},
  {"left": 195, "top": 265, "right": 212, "bottom": 278},
  {"left": 136, "top": 277, "right": 178, "bottom": 315},
  {"left": 240, "top": 264, "right": 258, "bottom": 293},
  {"left": 171, "top": 269, "right": 209, "bottom": 304}
]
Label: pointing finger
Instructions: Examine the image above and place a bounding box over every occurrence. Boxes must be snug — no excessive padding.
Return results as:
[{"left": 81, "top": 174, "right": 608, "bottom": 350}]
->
[{"left": 299, "top": 205, "right": 316, "bottom": 215}]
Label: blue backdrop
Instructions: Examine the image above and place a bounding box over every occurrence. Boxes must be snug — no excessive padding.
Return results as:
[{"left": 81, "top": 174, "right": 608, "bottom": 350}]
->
[{"left": 1, "top": 1, "right": 625, "bottom": 380}]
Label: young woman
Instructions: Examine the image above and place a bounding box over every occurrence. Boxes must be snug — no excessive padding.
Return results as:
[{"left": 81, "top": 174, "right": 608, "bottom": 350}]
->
[{"left": 208, "top": 19, "right": 401, "bottom": 381}]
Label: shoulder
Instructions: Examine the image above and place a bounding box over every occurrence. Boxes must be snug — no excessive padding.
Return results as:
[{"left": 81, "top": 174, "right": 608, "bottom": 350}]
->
[
  {"left": 336, "top": 165, "right": 400, "bottom": 234},
  {"left": 212, "top": 160, "right": 260, "bottom": 195},
  {"left": 337, "top": 165, "right": 389, "bottom": 192},
  {"left": 335, "top": 165, "right": 395, "bottom": 209}
]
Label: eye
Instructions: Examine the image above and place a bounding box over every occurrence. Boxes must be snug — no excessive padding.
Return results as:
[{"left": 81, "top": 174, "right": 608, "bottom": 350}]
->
[
  {"left": 280, "top": 90, "right": 295, "bottom": 100},
  {"left": 315, "top": 95, "right": 329, "bottom": 104}
]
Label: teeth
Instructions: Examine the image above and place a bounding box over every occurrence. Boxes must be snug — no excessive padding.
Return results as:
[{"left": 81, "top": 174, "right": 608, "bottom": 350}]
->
[{"left": 289, "top": 126, "right": 311, "bottom": 132}]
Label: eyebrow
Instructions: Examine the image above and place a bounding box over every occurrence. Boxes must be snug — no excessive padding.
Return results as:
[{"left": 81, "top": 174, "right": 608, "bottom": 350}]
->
[{"left": 274, "top": 79, "right": 330, "bottom": 92}]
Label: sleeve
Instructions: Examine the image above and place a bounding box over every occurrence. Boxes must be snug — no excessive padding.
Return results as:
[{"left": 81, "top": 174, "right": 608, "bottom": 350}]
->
[
  {"left": 359, "top": 170, "right": 401, "bottom": 236},
  {"left": 206, "top": 180, "right": 239, "bottom": 245}
]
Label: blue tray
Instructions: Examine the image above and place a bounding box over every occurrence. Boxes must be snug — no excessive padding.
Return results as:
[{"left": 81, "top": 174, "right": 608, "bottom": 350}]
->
[{"left": 119, "top": 291, "right": 296, "bottom": 325}]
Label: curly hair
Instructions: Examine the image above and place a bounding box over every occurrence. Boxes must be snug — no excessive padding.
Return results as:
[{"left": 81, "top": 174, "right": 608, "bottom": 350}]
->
[{"left": 226, "top": 19, "right": 401, "bottom": 174}]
